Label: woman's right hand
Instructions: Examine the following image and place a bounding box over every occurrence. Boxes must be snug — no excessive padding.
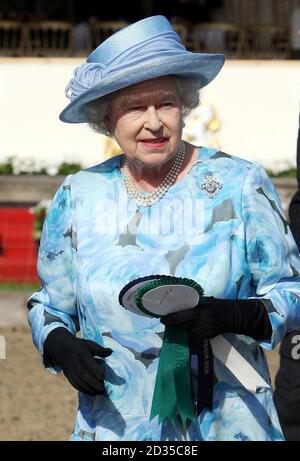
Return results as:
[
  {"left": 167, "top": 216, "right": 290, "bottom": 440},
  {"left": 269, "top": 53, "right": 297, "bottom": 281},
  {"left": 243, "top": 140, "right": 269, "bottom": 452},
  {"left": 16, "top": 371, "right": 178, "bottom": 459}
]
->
[{"left": 43, "top": 327, "right": 113, "bottom": 395}]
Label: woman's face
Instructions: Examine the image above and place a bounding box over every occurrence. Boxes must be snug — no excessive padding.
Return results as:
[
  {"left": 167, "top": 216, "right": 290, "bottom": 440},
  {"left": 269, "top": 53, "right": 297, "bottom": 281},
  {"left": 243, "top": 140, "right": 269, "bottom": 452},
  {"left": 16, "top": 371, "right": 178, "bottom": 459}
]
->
[{"left": 105, "top": 77, "right": 183, "bottom": 168}]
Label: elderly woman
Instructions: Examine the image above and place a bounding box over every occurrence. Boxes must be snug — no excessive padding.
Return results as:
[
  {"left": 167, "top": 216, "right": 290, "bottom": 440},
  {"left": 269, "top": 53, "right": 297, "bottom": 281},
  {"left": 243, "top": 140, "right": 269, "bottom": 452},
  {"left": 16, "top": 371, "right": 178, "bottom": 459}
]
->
[{"left": 27, "top": 16, "right": 300, "bottom": 441}]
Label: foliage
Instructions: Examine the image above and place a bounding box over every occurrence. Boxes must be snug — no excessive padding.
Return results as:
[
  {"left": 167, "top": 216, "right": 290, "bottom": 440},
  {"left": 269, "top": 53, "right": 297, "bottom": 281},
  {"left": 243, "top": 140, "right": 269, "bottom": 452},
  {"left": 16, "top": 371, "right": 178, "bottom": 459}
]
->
[
  {"left": 0, "top": 155, "right": 297, "bottom": 178},
  {"left": 266, "top": 167, "right": 297, "bottom": 178},
  {"left": 0, "top": 283, "right": 40, "bottom": 292},
  {"left": 0, "top": 160, "right": 13, "bottom": 174},
  {"left": 0, "top": 156, "right": 82, "bottom": 176},
  {"left": 29, "top": 200, "right": 51, "bottom": 241},
  {"left": 57, "top": 162, "right": 82, "bottom": 175}
]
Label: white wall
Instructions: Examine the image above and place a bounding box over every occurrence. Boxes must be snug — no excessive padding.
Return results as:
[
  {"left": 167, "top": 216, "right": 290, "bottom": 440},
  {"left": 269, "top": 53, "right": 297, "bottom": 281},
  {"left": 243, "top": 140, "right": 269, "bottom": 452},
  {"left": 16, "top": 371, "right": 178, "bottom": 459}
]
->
[
  {"left": 1, "top": 58, "right": 300, "bottom": 172},
  {"left": 201, "top": 60, "right": 300, "bottom": 170}
]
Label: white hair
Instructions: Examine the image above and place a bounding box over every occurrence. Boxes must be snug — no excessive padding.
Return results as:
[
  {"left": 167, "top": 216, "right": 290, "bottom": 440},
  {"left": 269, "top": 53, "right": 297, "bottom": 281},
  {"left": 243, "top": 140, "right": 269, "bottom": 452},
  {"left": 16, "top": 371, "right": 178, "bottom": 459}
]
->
[{"left": 84, "top": 76, "right": 201, "bottom": 136}]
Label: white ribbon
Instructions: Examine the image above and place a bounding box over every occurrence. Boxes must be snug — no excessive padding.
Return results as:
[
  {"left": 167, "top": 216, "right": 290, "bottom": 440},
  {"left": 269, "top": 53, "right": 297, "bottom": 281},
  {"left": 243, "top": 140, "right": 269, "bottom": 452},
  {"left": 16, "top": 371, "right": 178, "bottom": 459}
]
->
[{"left": 210, "top": 335, "right": 270, "bottom": 393}]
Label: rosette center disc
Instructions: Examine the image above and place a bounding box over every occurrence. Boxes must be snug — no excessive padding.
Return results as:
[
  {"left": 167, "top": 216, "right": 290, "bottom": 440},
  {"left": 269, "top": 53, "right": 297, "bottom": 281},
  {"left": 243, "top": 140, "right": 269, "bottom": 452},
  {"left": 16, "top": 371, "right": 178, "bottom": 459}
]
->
[{"left": 141, "top": 284, "right": 200, "bottom": 316}]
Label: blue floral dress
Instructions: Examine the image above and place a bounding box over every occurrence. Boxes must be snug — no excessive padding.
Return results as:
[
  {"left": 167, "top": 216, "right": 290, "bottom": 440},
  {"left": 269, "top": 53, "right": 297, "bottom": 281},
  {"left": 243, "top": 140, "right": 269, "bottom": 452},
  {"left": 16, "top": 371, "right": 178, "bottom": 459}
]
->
[{"left": 28, "top": 146, "right": 300, "bottom": 441}]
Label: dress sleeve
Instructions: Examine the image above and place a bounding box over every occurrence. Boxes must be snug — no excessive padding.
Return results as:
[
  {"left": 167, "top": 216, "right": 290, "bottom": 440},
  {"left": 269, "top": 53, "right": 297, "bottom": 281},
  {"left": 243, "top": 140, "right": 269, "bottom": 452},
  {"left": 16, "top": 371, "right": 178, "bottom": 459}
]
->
[
  {"left": 241, "top": 162, "right": 300, "bottom": 349},
  {"left": 27, "top": 175, "right": 79, "bottom": 373}
]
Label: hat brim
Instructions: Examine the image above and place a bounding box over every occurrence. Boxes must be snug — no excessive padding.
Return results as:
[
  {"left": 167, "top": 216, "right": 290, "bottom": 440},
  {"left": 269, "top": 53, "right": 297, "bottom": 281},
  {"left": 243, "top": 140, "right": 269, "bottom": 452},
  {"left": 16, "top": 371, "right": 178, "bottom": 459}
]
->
[{"left": 59, "top": 52, "right": 225, "bottom": 123}]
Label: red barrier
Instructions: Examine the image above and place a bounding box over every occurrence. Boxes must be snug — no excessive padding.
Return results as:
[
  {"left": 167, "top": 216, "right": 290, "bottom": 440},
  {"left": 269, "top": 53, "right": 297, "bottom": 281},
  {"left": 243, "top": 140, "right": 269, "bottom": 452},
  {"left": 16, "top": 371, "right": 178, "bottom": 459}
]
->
[{"left": 0, "top": 208, "right": 39, "bottom": 283}]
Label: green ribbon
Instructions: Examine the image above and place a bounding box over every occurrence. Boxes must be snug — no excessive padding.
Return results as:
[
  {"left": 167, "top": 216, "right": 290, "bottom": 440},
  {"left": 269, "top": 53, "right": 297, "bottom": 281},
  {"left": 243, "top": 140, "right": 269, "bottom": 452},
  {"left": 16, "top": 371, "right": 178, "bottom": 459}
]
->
[
  {"left": 133, "top": 276, "right": 204, "bottom": 427},
  {"left": 150, "top": 324, "right": 196, "bottom": 427}
]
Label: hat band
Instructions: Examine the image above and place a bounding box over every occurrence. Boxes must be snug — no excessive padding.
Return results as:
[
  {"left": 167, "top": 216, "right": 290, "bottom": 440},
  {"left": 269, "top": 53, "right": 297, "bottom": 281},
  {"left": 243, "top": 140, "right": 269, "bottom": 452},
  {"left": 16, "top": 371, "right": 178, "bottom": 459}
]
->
[
  {"left": 87, "top": 15, "right": 181, "bottom": 65},
  {"left": 66, "top": 33, "right": 187, "bottom": 102}
]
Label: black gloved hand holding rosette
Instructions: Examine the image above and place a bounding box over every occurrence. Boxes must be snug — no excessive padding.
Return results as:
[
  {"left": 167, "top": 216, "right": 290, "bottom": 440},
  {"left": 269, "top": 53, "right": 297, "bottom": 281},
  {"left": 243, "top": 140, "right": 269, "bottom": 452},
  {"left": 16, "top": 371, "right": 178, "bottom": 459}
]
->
[{"left": 119, "top": 275, "right": 272, "bottom": 427}]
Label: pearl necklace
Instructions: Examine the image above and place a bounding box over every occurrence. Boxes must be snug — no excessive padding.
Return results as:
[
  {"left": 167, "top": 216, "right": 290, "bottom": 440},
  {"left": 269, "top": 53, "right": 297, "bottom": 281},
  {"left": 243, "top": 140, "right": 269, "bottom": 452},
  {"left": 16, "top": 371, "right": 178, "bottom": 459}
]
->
[{"left": 121, "top": 140, "right": 186, "bottom": 207}]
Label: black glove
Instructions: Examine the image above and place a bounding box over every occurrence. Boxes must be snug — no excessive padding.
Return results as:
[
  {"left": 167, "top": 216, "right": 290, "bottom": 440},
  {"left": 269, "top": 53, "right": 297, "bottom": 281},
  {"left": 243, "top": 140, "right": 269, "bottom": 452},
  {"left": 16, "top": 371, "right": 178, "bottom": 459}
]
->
[
  {"left": 43, "top": 327, "right": 113, "bottom": 395},
  {"left": 161, "top": 297, "right": 272, "bottom": 342}
]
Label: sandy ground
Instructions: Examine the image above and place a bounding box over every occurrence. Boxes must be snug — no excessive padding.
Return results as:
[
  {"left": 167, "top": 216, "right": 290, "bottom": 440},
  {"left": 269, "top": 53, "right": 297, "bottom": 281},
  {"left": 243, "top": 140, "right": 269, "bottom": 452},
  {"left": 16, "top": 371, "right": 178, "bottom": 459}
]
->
[
  {"left": 0, "top": 292, "right": 280, "bottom": 441},
  {"left": 0, "top": 292, "right": 77, "bottom": 441}
]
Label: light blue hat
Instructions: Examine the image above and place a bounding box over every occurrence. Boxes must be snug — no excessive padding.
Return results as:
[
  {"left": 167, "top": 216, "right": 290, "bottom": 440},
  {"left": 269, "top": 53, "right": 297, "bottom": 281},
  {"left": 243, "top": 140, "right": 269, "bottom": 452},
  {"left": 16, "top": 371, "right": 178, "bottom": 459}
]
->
[{"left": 59, "top": 15, "right": 225, "bottom": 123}]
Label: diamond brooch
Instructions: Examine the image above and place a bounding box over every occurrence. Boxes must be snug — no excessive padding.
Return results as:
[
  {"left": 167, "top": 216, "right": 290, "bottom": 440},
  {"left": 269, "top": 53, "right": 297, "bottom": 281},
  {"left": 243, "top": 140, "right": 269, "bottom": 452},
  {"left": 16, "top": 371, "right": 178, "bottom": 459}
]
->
[{"left": 200, "top": 174, "right": 222, "bottom": 198}]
